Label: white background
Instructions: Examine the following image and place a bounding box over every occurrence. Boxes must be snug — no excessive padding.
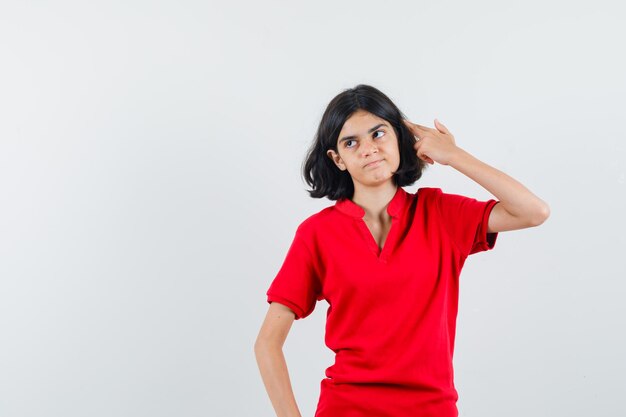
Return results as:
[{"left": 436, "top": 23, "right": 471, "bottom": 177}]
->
[{"left": 1, "top": 1, "right": 624, "bottom": 416}]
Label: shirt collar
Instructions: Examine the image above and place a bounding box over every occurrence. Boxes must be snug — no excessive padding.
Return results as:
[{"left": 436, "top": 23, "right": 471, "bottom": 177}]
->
[{"left": 334, "top": 186, "right": 407, "bottom": 219}]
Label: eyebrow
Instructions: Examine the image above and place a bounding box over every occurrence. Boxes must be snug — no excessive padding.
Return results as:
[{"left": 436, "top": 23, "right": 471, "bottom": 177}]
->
[{"left": 339, "top": 123, "right": 388, "bottom": 144}]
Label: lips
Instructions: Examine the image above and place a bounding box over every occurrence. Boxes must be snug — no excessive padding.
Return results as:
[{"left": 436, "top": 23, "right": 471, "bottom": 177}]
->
[{"left": 364, "top": 159, "right": 383, "bottom": 168}]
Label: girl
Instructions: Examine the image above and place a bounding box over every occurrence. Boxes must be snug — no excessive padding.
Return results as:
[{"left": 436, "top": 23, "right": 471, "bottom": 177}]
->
[{"left": 254, "top": 84, "right": 549, "bottom": 417}]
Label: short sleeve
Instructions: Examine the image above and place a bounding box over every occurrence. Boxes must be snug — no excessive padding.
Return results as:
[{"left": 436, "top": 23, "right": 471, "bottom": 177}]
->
[
  {"left": 266, "top": 229, "right": 322, "bottom": 320},
  {"left": 435, "top": 188, "right": 500, "bottom": 257}
]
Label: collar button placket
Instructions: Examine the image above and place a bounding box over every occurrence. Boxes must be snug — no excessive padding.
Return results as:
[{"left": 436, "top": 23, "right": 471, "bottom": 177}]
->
[
  {"left": 334, "top": 187, "right": 407, "bottom": 264},
  {"left": 379, "top": 215, "right": 398, "bottom": 264}
]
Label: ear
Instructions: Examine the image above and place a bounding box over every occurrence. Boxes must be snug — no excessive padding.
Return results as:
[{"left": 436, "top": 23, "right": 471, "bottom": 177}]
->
[{"left": 326, "top": 149, "right": 346, "bottom": 171}]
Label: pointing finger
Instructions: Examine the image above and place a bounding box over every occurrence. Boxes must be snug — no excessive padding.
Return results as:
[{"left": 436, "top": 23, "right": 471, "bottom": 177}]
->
[
  {"left": 403, "top": 119, "right": 427, "bottom": 128},
  {"left": 404, "top": 119, "right": 428, "bottom": 141},
  {"left": 405, "top": 120, "right": 427, "bottom": 130}
]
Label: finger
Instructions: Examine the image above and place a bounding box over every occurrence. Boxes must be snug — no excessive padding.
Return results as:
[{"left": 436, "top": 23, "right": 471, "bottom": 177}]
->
[
  {"left": 406, "top": 125, "right": 424, "bottom": 141},
  {"left": 413, "top": 123, "right": 430, "bottom": 131},
  {"left": 418, "top": 152, "right": 434, "bottom": 165},
  {"left": 434, "top": 118, "right": 449, "bottom": 134},
  {"left": 403, "top": 119, "right": 419, "bottom": 134},
  {"left": 414, "top": 143, "right": 431, "bottom": 163},
  {"left": 404, "top": 118, "right": 429, "bottom": 131}
]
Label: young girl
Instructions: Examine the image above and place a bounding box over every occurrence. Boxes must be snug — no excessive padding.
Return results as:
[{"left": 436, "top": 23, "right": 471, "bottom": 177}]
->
[{"left": 254, "top": 84, "right": 550, "bottom": 417}]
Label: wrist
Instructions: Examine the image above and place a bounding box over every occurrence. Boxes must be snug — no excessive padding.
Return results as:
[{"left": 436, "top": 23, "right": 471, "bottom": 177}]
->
[{"left": 448, "top": 146, "right": 470, "bottom": 167}]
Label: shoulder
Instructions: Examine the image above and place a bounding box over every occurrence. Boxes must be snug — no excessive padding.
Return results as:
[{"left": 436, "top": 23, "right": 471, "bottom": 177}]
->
[
  {"left": 416, "top": 186, "right": 443, "bottom": 196},
  {"left": 294, "top": 205, "right": 335, "bottom": 239},
  {"left": 415, "top": 186, "right": 444, "bottom": 205}
]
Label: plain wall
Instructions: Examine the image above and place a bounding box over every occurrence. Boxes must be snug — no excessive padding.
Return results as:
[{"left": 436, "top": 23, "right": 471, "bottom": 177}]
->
[{"left": 0, "top": 1, "right": 624, "bottom": 416}]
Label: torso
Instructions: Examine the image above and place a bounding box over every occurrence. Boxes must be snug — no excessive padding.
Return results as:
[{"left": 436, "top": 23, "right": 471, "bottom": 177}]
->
[{"left": 267, "top": 186, "right": 500, "bottom": 416}]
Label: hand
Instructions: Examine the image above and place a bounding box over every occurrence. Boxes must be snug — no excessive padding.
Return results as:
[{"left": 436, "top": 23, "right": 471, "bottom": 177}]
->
[{"left": 403, "top": 118, "right": 461, "bottom": 166}]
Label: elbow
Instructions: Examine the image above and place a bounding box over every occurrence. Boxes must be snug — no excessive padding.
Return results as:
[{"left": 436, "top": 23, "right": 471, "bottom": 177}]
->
[
  {"left": 254, "top": 337, "right": 283, "bottom": 354},
  {"left": 254, "top": 340, "right": 284, "bottom": 365},
  {"left": 529, "top": 202, "right": 551, "bottom": 226},
  {"left": 254, "top": 339, "right": 268, "bottom": 359},
  {"left": 254, "top": 336, "right": 268, "bottom": 353}
]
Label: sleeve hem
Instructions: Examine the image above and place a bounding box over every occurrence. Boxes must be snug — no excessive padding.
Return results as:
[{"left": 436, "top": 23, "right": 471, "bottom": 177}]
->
[
  {"left": 470, "top": 199, "right": 499, "bottom": 254},
  {"left": 266, "top": 294, "right": 306, "bottom": 320}
]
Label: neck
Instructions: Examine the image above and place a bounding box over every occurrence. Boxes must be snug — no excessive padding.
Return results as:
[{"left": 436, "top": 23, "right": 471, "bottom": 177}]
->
[{"left": 351, "top": 182, "right": 398, "bottom": 221}]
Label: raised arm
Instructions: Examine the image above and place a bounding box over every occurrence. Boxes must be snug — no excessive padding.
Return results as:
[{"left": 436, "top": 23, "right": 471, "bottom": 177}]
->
[
  {"left": 404, "top": 118, "right": 550, "bottom": 233},
  {"left": 446, "top": 146, "right": 550, "bottom": 233}
]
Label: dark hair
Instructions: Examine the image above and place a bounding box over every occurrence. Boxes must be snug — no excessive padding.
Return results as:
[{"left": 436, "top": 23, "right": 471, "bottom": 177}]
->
[{"left": 302, "top": 84, "right": 428, "bottom": 200}]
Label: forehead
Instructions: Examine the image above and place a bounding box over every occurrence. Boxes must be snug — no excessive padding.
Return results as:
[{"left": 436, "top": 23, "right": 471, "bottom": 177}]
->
[{"left": 339, "top": 110, "right": 387, "bottom": 135}]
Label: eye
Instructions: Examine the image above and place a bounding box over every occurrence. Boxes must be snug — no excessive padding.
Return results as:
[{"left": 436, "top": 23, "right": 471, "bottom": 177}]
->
[{"left": 344, "top": 130, "right": 385, "bottom": 149}]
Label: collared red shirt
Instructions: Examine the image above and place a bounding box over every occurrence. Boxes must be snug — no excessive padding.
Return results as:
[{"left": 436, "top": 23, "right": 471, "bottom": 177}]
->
[{"left": 266, "top": 186, "right": 499, "bottom": 417}]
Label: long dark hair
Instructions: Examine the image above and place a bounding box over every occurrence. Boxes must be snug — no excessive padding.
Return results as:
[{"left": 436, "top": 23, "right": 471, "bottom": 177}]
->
[{"left": 302, "top": 84, "right": 428, "bottom": 200}]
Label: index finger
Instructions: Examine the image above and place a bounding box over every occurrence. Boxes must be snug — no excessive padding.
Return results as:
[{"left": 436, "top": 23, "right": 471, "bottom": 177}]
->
[
  {"left": 403, "top": 120, "right": 427, "bottom": 141},
  {"left": 403, "top": 119, "right": 429, "bottom": 131}
]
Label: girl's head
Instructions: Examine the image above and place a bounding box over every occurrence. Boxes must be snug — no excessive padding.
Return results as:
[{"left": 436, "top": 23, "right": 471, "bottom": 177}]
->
[{"left": 303, "top": 84, "right": 427, "bottom": 200}]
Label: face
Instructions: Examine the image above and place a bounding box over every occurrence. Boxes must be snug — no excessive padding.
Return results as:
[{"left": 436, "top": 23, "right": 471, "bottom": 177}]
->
[{"left": 327, "top": 110, "right": 400, "bottom": 188}]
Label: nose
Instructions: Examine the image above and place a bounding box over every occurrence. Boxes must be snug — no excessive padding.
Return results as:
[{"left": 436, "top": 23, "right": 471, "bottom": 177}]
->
[{"left": 361, "top": 138, "right": 378, "bottom": 156}]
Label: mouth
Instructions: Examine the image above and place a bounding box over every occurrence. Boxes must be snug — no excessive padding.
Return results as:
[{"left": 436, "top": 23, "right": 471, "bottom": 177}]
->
[{"left": 364, "top": 159, "right": 383, "bottom": 168}]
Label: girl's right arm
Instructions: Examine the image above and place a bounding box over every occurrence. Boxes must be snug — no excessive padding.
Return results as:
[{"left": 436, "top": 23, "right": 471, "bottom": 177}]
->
[{"left": 254, "top": 302, "right": 303, "bottom": 417}]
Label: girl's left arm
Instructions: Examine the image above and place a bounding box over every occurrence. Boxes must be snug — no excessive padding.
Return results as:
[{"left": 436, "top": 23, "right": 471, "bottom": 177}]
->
[
  {"left": 447, "top": 146, "right": 551, "bottom": 233},
  {"left": 404, "top": 118, "right": 550, "bottom": 233}
]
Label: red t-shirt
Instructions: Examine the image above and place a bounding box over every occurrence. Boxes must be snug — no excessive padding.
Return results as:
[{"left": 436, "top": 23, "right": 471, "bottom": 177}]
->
[{"left": 266, "top": 186, "right": 499, "bottom": 417}]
